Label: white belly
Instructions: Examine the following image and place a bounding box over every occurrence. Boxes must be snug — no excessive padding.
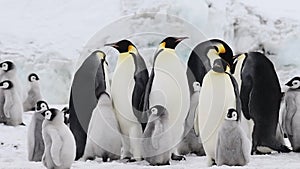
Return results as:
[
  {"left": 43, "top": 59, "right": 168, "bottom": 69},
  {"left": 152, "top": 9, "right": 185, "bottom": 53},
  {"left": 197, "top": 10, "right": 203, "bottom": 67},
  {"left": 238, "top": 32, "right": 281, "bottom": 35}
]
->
[
  {"left": 149, "top": 50, "right": 190, "bottom": 148},
  {"left": 111, "top": 57, "right": 138, "bottom": 135},
  {"left": 198, "top": 71, "right": 236, "bottom": 159}
]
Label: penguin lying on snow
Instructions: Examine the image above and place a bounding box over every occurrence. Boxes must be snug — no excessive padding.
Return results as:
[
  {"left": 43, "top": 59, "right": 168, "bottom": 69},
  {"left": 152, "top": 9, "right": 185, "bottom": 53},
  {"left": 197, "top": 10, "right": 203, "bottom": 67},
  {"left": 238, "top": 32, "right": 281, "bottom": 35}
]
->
[
  {"left": 0, "top": 80, "right": 24, "bottom": 126},
  {"left": 281, "top": 77, "right": 300, "bottom": 152},
  {"left": 216, "top": 108, "right": 251, "bottom": 166},
  {"left": 142, "top": 105, "right": 171, "bottom": 166},
  {"left": 23, "top": 73, "right": 43, "bottom": 111},
  {"left": 42, "top": 108, "right": 76, "bottom": 169},
  {"left": 27, "top": 100, "right": 49, "bottom": 161}
]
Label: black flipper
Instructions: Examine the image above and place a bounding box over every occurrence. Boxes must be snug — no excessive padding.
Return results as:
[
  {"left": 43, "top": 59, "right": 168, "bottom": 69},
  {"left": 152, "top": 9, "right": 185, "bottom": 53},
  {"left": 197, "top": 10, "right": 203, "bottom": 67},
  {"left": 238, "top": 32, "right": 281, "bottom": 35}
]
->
[
  {"left": 240, "top": 74, "right": 252, "bottom": 120},
  {"left": 226, "top": 72, "right": 242, "bottom": 120}
]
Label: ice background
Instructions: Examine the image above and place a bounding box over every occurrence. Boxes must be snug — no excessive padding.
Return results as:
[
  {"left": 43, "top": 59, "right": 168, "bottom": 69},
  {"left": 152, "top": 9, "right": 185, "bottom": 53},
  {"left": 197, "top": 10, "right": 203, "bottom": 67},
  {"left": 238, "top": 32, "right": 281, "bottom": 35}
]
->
[{"left": 0, "top": 0, "right": 300, "bottom": 168}]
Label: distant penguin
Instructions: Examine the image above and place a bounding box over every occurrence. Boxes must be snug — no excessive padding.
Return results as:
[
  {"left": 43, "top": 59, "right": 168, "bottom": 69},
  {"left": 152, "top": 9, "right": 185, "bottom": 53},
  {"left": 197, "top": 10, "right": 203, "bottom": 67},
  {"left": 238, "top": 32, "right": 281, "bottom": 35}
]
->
[
  {"left": 144, "top": 37, "right": 190, "bottom": 160},
  {"left": 61, "top": 107, "right": 70, "bottom": 125},
  {"left": 281, "top": 77, "right": 300, "bottom": 152},
  {"left": 69, "top": 50, "right": 107, "bottom": 160},
  {"left": 41, "top": 108, "right": 76, "bottom": 169},
  {"left": 216, "top": 108, "right": 251, "bottom": 166},
  {"left": 232, "top": 52, "right": 290, "bottom": 154},
  {"left": 82, "top": 52, "right": 121, "bottom": 162},
  {"left": 107, "top": 40, "right": 148, "bottom": 161},
  {"left": 0, "top": 80, "right": 24, "bottom": 126},
  {"left": 142, "top": 105, "right": 171, "bottom": 166},
  {"left": 27, "top": 100, "right": 49, "bottom": 161},
  {"left": 178, "top": 81, "right": 205, "bottom": 156},
  {"left": 197, "top": 59, "right": 241, "bottom": 166},
  {"left": 23, "top": 73, "right": 43, "bottom": 111}
]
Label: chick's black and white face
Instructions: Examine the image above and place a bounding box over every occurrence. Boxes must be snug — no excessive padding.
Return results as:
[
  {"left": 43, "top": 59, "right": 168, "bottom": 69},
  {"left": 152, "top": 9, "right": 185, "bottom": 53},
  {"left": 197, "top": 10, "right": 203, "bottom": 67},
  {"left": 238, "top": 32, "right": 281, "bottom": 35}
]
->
[
  {"left": 0, "top": 81, "right": 13, "bottom": 90},
  {"left": 44, "top": 110, "right": 52, "bottom": 120},
  {"left": 36, "top": 101, "right": 48, "bottom": 111},
  {"left": 0, "top": 61, "right": 14, "bottom": 72},
  {"left": 225, "top": 109, "right": 238, "bottom": 121},
  {"left": 193, "top": 81, "right": 201, "bottom": 92},
  {"left": 291, "top": 79, "right": 300, "bottom": 89}
]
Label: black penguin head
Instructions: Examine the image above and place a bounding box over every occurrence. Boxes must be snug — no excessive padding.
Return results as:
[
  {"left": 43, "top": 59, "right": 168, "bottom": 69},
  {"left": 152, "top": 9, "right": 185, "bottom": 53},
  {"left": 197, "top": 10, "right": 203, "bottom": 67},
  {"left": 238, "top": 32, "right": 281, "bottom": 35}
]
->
[
  {"left": 212, "top": 59, "right": 229, "bottom": 73},
  {"left": 105, "top": 39, "right": 137, "bottom": 54},
  {"left": 28, "top": 73, "right": 40, "bottom": 82},
  {"left": 0, "top": 80, "right": 13, "bottom": 90},
  {"left": 36, "top": 100, "right": 49, "bottom": 112},
  {"left": 149, "top": 105, "right": 168, "bottom": 122},
  {"left": 61, "top": 107, "right": 70, "bottom": 124},
  {"left": 286, "top": 77, "right": 300, "bottom": 89},
  {"left": 0, "top": 61, "right": 15, "bottom": 72},
  {"left": 193, "top": 81, "right": 201, "bottom": 92},
  {"left": 225, "top": 108, "right": 238, "bottom": 121},
  {"left": 41, "top": 108, "right": 59, "bottom": 121},
  {"left": 159, "top": 37, "right": 188, "bottom": 49},
  {"left": 208, "top": 39, "right": 234, "bottom": 67}
]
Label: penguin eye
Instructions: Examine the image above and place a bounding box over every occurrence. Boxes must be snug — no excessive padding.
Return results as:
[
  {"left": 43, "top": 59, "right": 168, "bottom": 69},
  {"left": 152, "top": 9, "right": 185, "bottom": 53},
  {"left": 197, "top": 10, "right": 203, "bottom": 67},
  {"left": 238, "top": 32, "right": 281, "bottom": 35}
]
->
[
  {"left": 293, "top": 81, "right": 299, "bottom": 86},
  {"left": 151, "top": 108, "right": 158, "bottom": 115},
  {"left": 1, "top": 63, "right": 8, "bottom": 70}
]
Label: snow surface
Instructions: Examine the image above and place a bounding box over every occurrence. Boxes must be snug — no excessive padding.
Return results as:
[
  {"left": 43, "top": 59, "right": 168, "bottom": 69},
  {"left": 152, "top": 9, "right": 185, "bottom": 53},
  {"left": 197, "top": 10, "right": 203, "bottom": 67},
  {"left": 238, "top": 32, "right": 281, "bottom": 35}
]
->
[{"left": 0, "top": 105, "right": 299, "bottom": 169}]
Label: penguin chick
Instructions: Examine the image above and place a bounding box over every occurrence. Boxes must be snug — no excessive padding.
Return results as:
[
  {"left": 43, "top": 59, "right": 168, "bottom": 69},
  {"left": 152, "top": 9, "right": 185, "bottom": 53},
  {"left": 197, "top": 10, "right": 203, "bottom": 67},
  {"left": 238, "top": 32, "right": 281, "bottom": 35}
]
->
[
  {"left": 61, "top": 107, "right": 70, "bottom": 125},
  {"left": 281, "top": 77, "right": 300, "bottom": 152},
  {"left": 0, "top": 80, "right": 24, "bottom": 126},
  {"left": 142, "top": 105, "right": 171, "bottom": 166},
  {"left": 27, "top": 100, "right": 49, "bottom": 161},
  {"left": 41, "top": 108, "right": 76, "bottom": 169},
  {"left": 216, "top": 109, "right": 251, "bottom": 166},
  {"left": 23, "top": 73, "right": 43, "bottom": 111}
]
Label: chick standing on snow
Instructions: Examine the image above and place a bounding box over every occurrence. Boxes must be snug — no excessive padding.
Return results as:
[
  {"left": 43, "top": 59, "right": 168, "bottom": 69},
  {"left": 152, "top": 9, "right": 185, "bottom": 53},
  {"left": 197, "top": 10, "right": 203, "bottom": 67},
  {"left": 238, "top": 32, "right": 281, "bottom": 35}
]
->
[
  {"left": 23, "top": 73, "right": 43, "bottom": 111},
  {"left": 42, "top": 108, "right": 76, "bottom": 169}
]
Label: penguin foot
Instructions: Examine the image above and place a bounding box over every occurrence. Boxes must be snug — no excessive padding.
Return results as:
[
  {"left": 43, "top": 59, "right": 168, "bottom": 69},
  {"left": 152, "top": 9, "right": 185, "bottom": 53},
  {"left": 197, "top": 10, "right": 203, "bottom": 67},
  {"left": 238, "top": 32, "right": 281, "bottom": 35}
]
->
[
  {"left": 171, "top": 153, "right": 186, "bottom": 161},
  {"left": 123, "top": 157, "right": 136, "bottom": 162},
  {"left": 151, "top": 161, "right": 170, "bottom": 166}
]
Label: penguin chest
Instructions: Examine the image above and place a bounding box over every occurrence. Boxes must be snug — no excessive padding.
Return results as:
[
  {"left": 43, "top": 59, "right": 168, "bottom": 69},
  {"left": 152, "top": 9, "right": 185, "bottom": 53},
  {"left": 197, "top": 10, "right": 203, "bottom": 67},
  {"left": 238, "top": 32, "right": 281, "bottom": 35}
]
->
[
  {"left": 198, "top": 71, "right": 236, "bottom": 158},
  {"left": 111, "top": 57, "right": 137, "bottom": 123}
]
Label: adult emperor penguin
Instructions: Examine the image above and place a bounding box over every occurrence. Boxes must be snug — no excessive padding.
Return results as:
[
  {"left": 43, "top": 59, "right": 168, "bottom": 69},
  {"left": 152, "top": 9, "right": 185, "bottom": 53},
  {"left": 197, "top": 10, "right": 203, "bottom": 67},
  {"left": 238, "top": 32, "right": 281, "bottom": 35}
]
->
[
  {"left": 41, "top": 108, "right": 76, "bottom": 169},
  {"left": 178, "top": 81, "right": 205, "bottom": 156},
  {"left": 23, "top": 73, "right": 43, "bottom": 111},
  {"left": 82, "top": 52, "right": 122, "bottom": 162},
  {"left": 27, "top": 100, "right": 49, "bottom": 161},
  {"left": 142, "top": 105, "right": 171, "bottom": 166},
  {"left": 216, "top": 108, "right": 251, "bottom": 166},
  {"left": 197, "top": 59, "right": 241, "bottom": 166},
  {"left": 232, "top": 52, "right": 290, "bottom": 154},
  {"left": 0, "top": 80, "right": 24, "bottom": 126},
  {"left": 69, "top": 50, "right": 107, "bottom": 160},
  {"left": 143, "top": 37, "right": 190, "bottom": 160},
  {"left": 281, "top": 77, "right": 300, "bottom": 152},
  {"left": 106, "top": 39, "right": 148, "bottom": 161}
]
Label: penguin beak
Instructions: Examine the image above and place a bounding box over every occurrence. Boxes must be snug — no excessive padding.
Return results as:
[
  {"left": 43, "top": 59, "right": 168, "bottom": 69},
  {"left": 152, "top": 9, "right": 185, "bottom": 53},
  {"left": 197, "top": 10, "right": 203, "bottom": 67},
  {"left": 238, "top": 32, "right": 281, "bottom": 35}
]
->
[
  {"left": 175, "top": 37, "right": 188, "bottom": 43},
  {"left": 104, "top": 42, "right": 118, "bottom": 49},
  {"left": 285, "top": 81, "right": 292, "bottom": 87}
]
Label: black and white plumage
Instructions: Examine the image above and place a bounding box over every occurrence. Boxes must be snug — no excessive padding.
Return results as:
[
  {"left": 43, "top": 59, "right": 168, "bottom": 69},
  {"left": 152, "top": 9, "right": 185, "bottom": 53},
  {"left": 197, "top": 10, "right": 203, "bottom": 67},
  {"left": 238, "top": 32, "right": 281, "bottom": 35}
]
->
[
  {"left": 0, "top": 80, "right": 24, "bottom": 126},
  {"left": 281, "top": 77, "right": 300, "bottom": 152},
  {"left": 216, "top": 109, "right": 251, "bottom": 166},
  {"left": 27, "top": 100, "right": 49, "bottom": 161},
  {"left": 42, "top": 108, "right": 76, "bottom": 169},
  {"left": 23, "top": 73, "right": 43, "bottom": 111}
]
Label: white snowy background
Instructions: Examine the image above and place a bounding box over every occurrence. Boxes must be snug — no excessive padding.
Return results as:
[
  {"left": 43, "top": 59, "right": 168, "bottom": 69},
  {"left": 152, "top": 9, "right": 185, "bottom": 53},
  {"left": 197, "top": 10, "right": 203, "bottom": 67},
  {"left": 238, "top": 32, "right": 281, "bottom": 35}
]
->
[{"left": 0, "top": 0, "right": 300, "bottom": 168}]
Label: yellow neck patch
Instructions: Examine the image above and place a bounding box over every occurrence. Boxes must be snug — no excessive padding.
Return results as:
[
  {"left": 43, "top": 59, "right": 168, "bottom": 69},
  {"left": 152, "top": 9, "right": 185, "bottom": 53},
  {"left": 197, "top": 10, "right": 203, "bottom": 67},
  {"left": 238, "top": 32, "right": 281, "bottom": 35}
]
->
[
  {"left": 217, "top": 44, "right": 226, "bottom": 54},
  {"left": 159, "top": 42, "right": 166, "bottom": 49},
  {"left": 96, "top": 52, "right": 105, "bottom": 60}
]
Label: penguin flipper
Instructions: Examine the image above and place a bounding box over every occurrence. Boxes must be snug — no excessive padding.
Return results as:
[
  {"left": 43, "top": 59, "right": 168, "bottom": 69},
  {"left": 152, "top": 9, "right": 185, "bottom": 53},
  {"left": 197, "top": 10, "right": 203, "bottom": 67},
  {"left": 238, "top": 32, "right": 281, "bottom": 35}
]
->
[
  {"left": 152, "top": 121, "right": 163, "bottom": 150},
  {"left": 3, "top": 96, "right": 11, "bottom": 118},
  {"left": 240, "top": 75, "right": 253, "bottom": 120},
  {"left": 227, "top": 73, "right": 242, "bottom": 119},
  {"left": 48, "top": 128, "right": 63, "bottom": 166},
  {"left": 285, "top": 94, "right": 297, "bottom": 135}
]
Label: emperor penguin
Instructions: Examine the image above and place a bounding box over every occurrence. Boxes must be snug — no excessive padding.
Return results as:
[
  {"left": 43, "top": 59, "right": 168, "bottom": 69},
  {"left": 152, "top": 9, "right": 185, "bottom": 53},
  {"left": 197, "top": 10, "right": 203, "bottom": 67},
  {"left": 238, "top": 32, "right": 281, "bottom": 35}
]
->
[
  {"left": 232, "top": 52, "right": 290, "bottom": 154},
  {"left": 281, "top": 77, "right": 300, "bottom": 152},
  {"left": 23, "top": 73, "right": 43, "bottom": 111},
  {"left": 143, "top": 37, "right": 190, "bottom": 160},
  {"left": 178, "top": 81, "right": 205, "bottom": 156},
  {"left": 106, "top": 40, "right": 148, "bottom": 161},
  {"left": 216, "top": 108, "right": 251, "bottom": 166},
  {"left": 69, "top": 50, "right": 108, "bottom": 160},
  {"left": 27, "top": 100, "right": 49, "bottom": 161},
  {"left": 196, "top": 59, "right": 241, "bottom": 166},
  {"left": 82, "top": 51, "right": 122, "bottom": 162},
  {"left": 142, "top": 105, "right": 171, "bottom": 166},
  {"left": 0, "top": 80, "right": 24, "bottom": 126},
  {"left": 41, "top": 108, "right": 76, "bottom": 169}
]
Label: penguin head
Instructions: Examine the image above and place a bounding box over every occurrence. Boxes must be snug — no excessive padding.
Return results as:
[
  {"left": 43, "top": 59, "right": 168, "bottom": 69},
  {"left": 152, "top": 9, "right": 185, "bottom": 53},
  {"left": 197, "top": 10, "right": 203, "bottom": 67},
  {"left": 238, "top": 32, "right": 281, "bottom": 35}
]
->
[
  {"left": 209, "top": 39, "right": 233, "bottom": 66},
  {"left": 159, "top": 37, "right": 188, "bottom": 50},
  {"left": 212, "top": 59, "right": 229, "bottom": 73},
  {"left": 193, "top": 81, "right": 201, "bottom": 92},
  {"left": 61, "top": 107, "right": 70, "bottom": 124},
  {"left": 105, "top": 40, "right": 137, "bottom": 54},
  {"left": 36, "top": 100, "right": 49, "bottom": 112},
  {"left": 225, "top": 108, "right": 238, "bottom": 121},
  {"left": 0, "top": 80, "right": 13, "bottom": 90},
  {"left": 28, "top": 73, "right": 40, "bottom": 82},
  {"left": 0, "top": 61, "right": 15, "bottom": 72},
  {"left": 286, "top": 77, "right": 300, "bottom": 89},
  {"left": 149, "top": 105, "right": 168, "bottom": 122},
  {"left": 41, "top": 108, "right": 62, "bottom": 122}
]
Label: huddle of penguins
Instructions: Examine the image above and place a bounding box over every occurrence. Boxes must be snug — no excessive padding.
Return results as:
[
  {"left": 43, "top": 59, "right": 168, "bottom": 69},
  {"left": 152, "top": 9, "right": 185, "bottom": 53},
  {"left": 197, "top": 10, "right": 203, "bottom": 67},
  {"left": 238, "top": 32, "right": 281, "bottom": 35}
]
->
[{"left": 1, "top": 37, "right": 299, "bottom": 168}]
